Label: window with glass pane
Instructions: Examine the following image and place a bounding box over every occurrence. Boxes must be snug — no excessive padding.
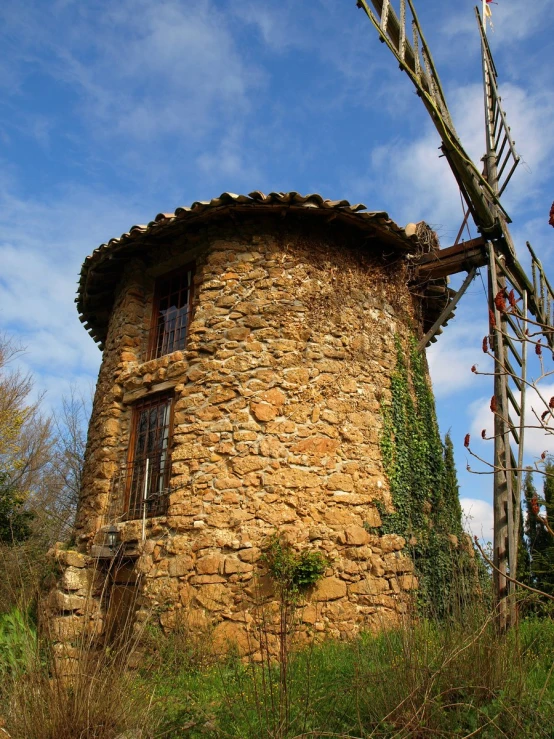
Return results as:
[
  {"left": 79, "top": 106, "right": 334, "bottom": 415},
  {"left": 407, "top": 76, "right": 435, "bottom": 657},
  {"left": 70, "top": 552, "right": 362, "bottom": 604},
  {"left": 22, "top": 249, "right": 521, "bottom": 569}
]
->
[
  {"left": 148, "top": 266, "right": 193, "bottom": 360},
  {"left": 126, "top": 395, "right": 172, "bottom": 519}
]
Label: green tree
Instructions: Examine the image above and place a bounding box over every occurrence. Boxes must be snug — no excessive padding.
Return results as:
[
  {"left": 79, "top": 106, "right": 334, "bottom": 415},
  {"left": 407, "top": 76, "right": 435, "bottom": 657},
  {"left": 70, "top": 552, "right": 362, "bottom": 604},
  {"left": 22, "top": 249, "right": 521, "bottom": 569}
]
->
[
  {"left": 526, "top": 462, "right": 554, "bottom": 597},
  {"left": 443, "top": 431, "right": 462, "bottom": 524},
  {"left": 0, "top": 339, "right": 39, "bottom": 544},
  {"left": 515, "top": 470, "right": 533, "bottom": 586},
  {"left": 0, "top": 470, "right": 33, "bottom": 543}
]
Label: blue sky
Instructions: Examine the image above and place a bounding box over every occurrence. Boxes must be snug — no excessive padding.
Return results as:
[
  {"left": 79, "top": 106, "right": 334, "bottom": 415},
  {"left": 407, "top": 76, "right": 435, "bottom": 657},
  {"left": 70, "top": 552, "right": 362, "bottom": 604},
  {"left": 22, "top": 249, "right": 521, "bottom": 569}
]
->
[{"left": 1, "top": 0, "right": 554, "bottom": 540}]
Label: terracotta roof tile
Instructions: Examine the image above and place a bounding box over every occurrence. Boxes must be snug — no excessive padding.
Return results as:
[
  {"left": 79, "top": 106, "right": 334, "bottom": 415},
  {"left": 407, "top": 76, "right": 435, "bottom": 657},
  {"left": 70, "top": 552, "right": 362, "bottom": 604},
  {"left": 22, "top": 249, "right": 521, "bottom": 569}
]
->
[{"left": 77, "top": 191, "right": 421, "bottom": 347}]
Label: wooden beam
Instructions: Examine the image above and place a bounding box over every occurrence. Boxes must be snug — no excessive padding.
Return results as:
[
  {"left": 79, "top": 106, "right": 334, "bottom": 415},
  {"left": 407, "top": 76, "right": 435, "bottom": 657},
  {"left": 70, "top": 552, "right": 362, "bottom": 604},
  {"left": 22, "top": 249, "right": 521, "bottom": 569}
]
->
[
  {"left": 418, "top": 266, "right": 476, "bottom": 350},
  {"left": 414, "top": 236, "right": 487, "bottom": 279}
]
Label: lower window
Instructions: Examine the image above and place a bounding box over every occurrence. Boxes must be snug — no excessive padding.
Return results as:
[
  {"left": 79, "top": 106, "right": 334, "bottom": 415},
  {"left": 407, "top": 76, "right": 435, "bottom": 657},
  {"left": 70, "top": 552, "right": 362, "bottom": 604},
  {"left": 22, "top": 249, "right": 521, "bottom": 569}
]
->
[{"left": 124, "top": 394, "right": 173, "bottom": 519}]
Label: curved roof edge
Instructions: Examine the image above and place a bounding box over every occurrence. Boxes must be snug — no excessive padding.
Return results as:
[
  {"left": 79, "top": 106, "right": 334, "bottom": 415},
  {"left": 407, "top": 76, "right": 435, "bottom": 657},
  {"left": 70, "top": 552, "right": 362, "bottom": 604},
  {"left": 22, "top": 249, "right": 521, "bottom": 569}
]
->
[{"left": 77, "top": 191, "right": 422, "bottom": 347}]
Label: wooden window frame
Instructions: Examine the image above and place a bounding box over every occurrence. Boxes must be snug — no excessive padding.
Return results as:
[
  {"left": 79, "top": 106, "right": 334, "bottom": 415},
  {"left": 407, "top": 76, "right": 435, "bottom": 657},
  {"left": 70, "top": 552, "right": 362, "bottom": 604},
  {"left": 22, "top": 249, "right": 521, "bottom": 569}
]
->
[
  {"left": 124, "top": 393, "right": 175, "bottom": 520},
  {"left": 146, "top": 263, "right": 195, "bottom": 361}
]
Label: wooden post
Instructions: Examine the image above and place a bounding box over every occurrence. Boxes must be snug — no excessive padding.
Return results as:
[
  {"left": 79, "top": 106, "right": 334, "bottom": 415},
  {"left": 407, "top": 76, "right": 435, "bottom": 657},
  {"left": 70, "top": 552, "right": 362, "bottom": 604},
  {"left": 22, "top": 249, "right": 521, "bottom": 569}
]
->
[{"left": 488, "top": 251, "right": 511, "bottom": 631}]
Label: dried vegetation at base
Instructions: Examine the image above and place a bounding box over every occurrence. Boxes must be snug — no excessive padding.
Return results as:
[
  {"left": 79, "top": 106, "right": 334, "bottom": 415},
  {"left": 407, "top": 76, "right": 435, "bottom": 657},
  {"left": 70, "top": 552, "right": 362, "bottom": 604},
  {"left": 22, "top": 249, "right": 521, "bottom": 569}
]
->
[{"left": 3, "top": 572, "right": 554, "bottom": 739}]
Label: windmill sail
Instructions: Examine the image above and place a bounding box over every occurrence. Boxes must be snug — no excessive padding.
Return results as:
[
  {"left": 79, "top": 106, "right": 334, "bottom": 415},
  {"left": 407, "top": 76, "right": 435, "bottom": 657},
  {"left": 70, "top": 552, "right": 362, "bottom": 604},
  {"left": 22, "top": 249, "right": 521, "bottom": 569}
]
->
[
  {"left": 357, "top": 0, "right": 506, "bottom": 234},
  {"left": 477, "top": 9, "right": 520, "bottom": 199},
  {"left": 357, "top": 0, "right": 554, "bottom": 627}
]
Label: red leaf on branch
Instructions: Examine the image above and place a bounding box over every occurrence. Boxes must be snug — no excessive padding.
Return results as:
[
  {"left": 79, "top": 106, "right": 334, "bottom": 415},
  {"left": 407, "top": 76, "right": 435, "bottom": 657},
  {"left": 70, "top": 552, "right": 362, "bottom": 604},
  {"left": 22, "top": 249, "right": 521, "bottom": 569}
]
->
[
  {"left": 531, "top": 495, "right": 540, "bottom": 516},
  {"left": 494, "top": 290, "right": 506, "bottom": 312},
  {"left": 549, "top": 397, "right": 554, "bottom": 408},
  {"left": 482, "top": 336, "right": 488, "bottom": 353},
  {"left": 536, "top": 340, "right": 542, "bottom": 356},
  {"left": 471, "top": 365, "right": 477, "bottom": 373},
  {"left": 490, "top": 396, "right": 497, "bottom": 413},
  {"left": 542, "top": 451, "right": 548, "bottom": 460},
  {"left": 508, "top": 289, "right": 517, "bottom": 308},
  {"left": 464, "top": 434, "right": 470, "bottom": 448},
  {"left": 481, "top": 429, "right": 487, "bottom": 439},
  {"left": 489, "top": 309, "right": 496, "bottom": 329},
  {"left": 542, "top": 410, "right": 549, "bottom": 421}
]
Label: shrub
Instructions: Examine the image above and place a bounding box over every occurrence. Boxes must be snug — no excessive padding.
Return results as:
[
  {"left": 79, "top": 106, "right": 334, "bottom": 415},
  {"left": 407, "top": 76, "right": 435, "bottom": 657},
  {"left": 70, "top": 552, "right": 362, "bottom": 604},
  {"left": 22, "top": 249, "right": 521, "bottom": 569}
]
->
[{"left": 262, "top": 535, "right": 327, "bottom": 599}]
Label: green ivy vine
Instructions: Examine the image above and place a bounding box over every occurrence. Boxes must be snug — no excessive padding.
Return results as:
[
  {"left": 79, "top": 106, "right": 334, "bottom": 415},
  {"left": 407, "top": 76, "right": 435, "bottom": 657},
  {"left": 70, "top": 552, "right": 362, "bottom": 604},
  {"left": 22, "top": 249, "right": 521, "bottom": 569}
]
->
[{"left": 380, "top": 337, "right": 476, "bottom": 616}]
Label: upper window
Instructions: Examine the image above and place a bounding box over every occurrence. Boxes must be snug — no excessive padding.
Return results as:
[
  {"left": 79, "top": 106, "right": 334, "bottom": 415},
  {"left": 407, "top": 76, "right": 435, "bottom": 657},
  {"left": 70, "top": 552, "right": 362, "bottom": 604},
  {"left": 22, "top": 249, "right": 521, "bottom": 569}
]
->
[{"left": 147, "top": 265, "right": 194, "bottom": 360}]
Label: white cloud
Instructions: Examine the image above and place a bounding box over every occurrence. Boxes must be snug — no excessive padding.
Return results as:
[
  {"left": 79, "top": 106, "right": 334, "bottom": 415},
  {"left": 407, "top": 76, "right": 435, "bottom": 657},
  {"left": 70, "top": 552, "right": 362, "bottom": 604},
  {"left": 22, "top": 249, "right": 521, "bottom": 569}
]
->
[
  {"left": 469, "top": 380, "right": 554, "bottom": 468},
  {"left": 461, "top": 497, "right": 494, "bottom": 542},
  {"left": 231, "top": 2, "right": 303, "bottom": 52},
  {"left": 0, "top": 181, "right": 151, "bottom": 407},
  {"left": 427, "top": 301, "right": 489, "bottom": 399},
  {"left": 196, "top": 126, "right": 262, "bottom": 185},
  {"left": 1, "top": 0, "right": 262, "bottom": 146},
  {"left": 443, "top": 0, "right": 553, "bottom": 44},
  {"left": 357, "top": 72, "right": 554, "bottom": 243}
]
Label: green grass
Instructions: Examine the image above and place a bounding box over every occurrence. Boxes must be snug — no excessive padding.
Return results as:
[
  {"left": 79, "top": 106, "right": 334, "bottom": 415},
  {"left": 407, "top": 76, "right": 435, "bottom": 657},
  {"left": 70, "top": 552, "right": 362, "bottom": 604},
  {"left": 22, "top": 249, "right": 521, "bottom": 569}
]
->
[
  {"left": 139, "top": 616, "right": 554, "bottom": 738},
  {"left": 0, "top": 607, "right": 37, "bottom": 677},
  {"left": 2, "top": 607, "right": 554, "bottom": 738}
]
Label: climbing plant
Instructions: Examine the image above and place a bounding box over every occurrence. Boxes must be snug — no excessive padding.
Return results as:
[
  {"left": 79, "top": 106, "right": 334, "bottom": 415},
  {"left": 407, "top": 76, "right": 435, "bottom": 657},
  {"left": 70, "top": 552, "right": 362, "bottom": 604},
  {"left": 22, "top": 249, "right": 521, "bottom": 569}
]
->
[{"left": 380, "top": 338, "right": 478, "bottom": 616}]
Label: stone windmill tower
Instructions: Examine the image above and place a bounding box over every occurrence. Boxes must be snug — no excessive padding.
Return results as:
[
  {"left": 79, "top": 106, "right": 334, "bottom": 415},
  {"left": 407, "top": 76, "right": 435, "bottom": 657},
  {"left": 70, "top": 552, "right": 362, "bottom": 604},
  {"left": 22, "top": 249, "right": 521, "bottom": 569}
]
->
[{"left": 48, "top": 191, "right": 465, "bottom": 652}]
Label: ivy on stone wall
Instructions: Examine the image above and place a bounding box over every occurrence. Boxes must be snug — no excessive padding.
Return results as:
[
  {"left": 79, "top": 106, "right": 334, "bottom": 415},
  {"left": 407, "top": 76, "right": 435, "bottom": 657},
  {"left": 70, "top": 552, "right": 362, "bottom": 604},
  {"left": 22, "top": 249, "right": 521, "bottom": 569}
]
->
[{"left": 380, "top": 338, "right": 474, "bottom": 617}]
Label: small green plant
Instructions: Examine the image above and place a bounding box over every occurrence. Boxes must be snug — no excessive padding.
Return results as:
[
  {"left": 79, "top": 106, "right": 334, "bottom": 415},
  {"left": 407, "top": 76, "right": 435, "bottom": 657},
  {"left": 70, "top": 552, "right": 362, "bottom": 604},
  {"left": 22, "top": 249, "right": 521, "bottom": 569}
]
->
[
  {"left": 262, "top": 535, "right": 327, "bottom": 599},
  {"left": 251, "top": 536, "right": 328, "bottom": 737},
  {"left": 147, "top": 611, "right": 554, "bottom": 738}
]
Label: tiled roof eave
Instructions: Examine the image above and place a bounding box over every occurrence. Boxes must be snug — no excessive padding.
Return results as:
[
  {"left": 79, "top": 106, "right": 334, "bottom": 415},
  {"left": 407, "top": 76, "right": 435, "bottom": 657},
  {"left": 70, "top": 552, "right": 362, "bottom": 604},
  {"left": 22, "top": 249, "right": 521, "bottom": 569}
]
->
[{"left": 76, "top": 191, "right": 422, "bottom": 348}]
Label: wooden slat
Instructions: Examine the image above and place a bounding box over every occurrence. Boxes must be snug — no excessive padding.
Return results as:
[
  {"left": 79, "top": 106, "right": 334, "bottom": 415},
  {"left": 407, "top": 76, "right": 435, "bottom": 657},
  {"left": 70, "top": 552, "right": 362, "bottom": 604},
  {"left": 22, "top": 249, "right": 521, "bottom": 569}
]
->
[
  {"left": 506, "top": 385, "right": 521, "bottom": 419},
  {"left": 412, "top": 20, "right": 421, "bottom": 81},
  {"left": 504, "top": 358, "right": 523, "bottom": 392},
  {"left": 503, "top": 327, "right": 523, "bottom": 368},
  {"left": 381, "top": 0, "right": 390, "bottom": 32},
  {"left": 399, "top": 0, "right": 406, "bottom": 61},
  {"left": 418, "top": 267, "right": 476, "bottom": 350}
]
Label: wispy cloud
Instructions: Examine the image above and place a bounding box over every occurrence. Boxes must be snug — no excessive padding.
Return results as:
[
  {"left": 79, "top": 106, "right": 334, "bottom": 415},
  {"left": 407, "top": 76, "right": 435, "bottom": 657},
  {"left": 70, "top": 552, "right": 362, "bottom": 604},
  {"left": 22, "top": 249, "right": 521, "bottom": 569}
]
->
[
  {"left": 461, "top": 497, "right": 494, "bottom": 542},
  {"left": 427, "top": 305, "right": 489, "bottom": 400},
  {"left": 443, "top": 0, "right": 553, "bottom": 44},
  {"left": 469, "top": 380, "right": 554, "bottom": 467},
  {"left": 0, "top": 180, "right": 150, "bottom": 407},
  {"left": 1, "top": 0, "right": 263, "bottom": 155}
]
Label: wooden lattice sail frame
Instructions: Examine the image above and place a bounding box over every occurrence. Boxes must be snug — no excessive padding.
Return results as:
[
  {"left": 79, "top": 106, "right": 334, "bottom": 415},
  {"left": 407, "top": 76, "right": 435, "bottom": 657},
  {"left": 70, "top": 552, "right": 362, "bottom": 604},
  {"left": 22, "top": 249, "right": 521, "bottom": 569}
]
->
[{"left": 357, "top": 0, "right": 554, "bottom": 627}]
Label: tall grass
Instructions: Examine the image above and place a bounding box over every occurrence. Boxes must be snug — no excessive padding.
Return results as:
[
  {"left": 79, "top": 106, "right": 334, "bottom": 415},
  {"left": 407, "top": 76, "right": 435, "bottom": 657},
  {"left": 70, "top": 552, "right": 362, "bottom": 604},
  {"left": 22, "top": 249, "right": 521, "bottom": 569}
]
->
[
  {"left": 2, "top": 547, "right": 554, "bottom": 739},
  {"left": 0, "top": 569, "right": 160, "bottom": 739},
  {"left": 0, "top": 608, "right": 37, "bottom": 678},
  {"left": 147, "top": 609, "right": 554, "bottom": 738},
  {"left": 2, "top": 604, "right": 554, "bottom": 737},
  {"left": 3, "top": 648, "right": 159, "bottom": 739}
]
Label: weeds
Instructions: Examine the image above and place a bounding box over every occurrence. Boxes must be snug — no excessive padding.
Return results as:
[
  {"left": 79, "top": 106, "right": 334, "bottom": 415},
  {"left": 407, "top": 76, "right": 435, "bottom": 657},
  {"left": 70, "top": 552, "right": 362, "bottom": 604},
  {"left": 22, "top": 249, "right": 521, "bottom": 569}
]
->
[
  {"left": 3, "top": 647, "right": 160, "bottom": 739},
  {"left": 149, "top": 612, "right": 554, "bottom": 738},
  {"left": 2, "top": 539, "right": 554, "bottom": 738},
  {"left": 0, "top": 608, "right": 37, "bottom": 677},
  {"left": 3, "top": 602, "right": 554, "bottom": 737},
  {"left": 0, "top": 557, "right": 160, "bottom": 739}
]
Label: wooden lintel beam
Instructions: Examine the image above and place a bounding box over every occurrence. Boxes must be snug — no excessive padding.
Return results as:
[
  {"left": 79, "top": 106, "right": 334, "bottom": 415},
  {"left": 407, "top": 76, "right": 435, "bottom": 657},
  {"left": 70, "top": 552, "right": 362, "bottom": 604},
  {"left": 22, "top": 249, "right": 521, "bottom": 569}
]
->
[{"left": 414, "top": 236, "right": 488, "bottom": 279}]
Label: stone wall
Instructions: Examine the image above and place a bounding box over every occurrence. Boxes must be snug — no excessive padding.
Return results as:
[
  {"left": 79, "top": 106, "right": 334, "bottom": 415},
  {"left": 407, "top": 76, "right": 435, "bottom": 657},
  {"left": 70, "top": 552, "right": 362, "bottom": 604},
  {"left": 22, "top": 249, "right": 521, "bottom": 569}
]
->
[
  {"left": 72, "top": 214, "right": 427, "bottom": 648},
  {"left": 42, "top": 545, "right": 104, "bottom": 676}
]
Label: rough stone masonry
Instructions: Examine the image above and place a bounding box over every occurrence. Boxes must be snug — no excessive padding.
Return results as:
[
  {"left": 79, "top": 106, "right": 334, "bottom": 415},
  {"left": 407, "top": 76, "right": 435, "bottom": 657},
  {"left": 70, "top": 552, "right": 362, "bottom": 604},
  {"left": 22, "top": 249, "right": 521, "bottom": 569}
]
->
[{"left": 46, "top": 192, "right": 452, "bottom": 660}]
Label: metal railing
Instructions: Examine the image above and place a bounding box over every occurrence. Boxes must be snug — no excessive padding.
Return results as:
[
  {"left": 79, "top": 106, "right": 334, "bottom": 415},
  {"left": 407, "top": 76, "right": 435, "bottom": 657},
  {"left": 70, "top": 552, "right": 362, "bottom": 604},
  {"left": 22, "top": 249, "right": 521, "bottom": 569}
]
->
[
  {"left": 110, "top": 452, "right": 171, "bottom": 521},
  {"left": 146, "top": 307, "right": 192, "bottom": 361}
]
